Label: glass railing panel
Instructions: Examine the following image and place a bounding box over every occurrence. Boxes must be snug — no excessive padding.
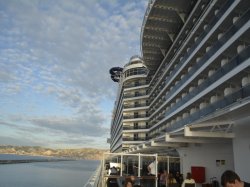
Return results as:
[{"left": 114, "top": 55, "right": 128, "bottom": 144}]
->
[
  {"left": 149, "top": 0, "right": 236, "bottom": 101},
  {"left": 122, "top": 137, "right": 147, "bottom": 141},
  {"left": 124, "top": 83, "right": 148, "bottom": 89},
  {"left": 164, "top": 84, "right": 250, "bottom": 132},
  {"left": 149, "top": 4, "right": 249, "bottom": 116},
  {"left": 123, "top": 93, "right": 148, "bottom": 99},
  {"left": 123, "top": 126, "right": 148, "bottom": 130},
  {"left": 164, "top": 1, "right": 246, "bottom": 97},
  {"left": 163, "top": 16, "right": 249, "bottom": 112},
  {"left": 123, "top": 114, "right": 149, "bottom": 120},
  {"left": 124, "top": 103, "right": 148, "bottom": 109},
  {"left": 164, "top": 46, "right": 249, "bottom": 120}
]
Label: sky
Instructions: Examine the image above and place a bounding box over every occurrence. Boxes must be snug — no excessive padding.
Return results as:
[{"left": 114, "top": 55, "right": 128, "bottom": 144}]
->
[{"left": 0, "top": 0, "right": 148, "bottom": 149}]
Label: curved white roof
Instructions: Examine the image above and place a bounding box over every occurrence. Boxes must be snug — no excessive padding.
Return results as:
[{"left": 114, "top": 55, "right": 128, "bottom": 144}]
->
[{"left": 141, "top": 0, "right": 197, "bottom": 73}]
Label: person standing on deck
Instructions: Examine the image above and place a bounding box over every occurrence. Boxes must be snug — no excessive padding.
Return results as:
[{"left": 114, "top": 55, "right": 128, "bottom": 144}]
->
[
  {"left": 146, "top": 159, "right": 156, "bottom": 187},
  {"left": 181, "top": 172, "right": 196, "bottom": 187},
  {"left": 147, "top": 159, "right": 156, "bottom": 176}
]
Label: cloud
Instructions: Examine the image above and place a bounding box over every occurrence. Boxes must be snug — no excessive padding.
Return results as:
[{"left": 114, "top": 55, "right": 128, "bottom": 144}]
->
[
  {"left": 0, "top": 136, "right": 44, "bottom": 147},
  {"left": 0, "top": 0, "right": 147, "bottom": 148},
  {"left": 0, "top": 68, "right": 15, "bottom": 83},
  {"left": 0, "top": 116, "right": 109, "bottom": 148},
  {"left": 30, "top": 116, "right": 109, "bottom": 137}
]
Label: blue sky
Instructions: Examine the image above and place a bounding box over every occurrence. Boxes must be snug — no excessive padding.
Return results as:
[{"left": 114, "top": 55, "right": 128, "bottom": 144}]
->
[{"left": 0, "top": 0, "right": 148, "bottom": 149}]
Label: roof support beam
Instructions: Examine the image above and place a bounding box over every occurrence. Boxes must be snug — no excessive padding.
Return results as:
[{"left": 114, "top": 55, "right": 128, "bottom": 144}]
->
[
  {"left": 177, "top": 12, "right": 186, "bottom": 23},
  {"left": 142, "top": 144, "right": 149, "bottom": 149},
  {"left": 184, "top": 126, "right": 235, "bottom": 138},
  {"left": 160, "top": 48, "right": 166, "bottom": 57},
  {"left": 167, "top": 33, "right": 175, "bottom": 42},
  {"left": 189, "top": 121, "right": 234, "bottom": 128},
  {"left": 165, "top": 133, "right": 230, "bottom": 144}
]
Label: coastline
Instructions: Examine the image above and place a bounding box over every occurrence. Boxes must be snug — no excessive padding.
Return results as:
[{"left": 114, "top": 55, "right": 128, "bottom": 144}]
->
[
  {"left": 0, "top": 145, "right": 107, "bottom": 160},
  {"left": 0, "top": 158, "right": 73, "bottom": 164},
  {"left": 0, "top": 153, "right": 74, "bottom": 164}
]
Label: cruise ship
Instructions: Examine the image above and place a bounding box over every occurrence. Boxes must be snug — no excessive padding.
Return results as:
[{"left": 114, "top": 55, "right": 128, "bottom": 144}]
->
[{"left": 109, "top": 0, "right": 250, "bottom": 184}]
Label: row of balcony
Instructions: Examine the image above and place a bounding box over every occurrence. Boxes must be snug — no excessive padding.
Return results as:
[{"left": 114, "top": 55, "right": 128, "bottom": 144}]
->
[
  {"left": 149, "top": 8, "right": 250, "bottom": 118},
  {"left": 123, "top": 82, "right": 250, "bottom": 140},
  {"left": 148, "top": 0, "right": 236, "bottom": 105},
  {"left": 150, "top": 48, "right": 249, "bottom": 130},
  {"left": 149, "top": 83, "right": 250, "bottom": 138},
  {"left": 165, "top": 84, "right": 250, "bottom": 133},
  {"left": 121, "top": 8, "right": 249, "bottom": 127},
  {"left": 166, "top": 48, "right": 249, "bottom": 117},
  {"left": 147, "top": 0, "right": 214, "bottom": 92},
  {"left": 123, "top": 52, "right": 249, "bottom": 136}
]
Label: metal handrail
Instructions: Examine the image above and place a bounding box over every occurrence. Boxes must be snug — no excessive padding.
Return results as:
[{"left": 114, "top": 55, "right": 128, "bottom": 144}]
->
[{"left": 165, "top": 84, "right": 250, "bottom": 132}]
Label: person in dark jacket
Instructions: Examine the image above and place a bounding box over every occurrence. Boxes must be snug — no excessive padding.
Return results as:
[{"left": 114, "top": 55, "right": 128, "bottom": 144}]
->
[{"left": 221, "top": 170, "right": 250, "bottom": 187}]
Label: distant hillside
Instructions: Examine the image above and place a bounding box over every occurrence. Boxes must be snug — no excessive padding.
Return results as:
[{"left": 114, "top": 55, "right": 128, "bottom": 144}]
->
[{"left": 0, "top": 145, "right": 109, "bottom": 160}]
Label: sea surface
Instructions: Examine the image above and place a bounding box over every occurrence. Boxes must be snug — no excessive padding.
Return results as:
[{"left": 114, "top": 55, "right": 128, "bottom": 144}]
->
[{"left": 0, "top": 154, "right": 100, "bottom": 187}]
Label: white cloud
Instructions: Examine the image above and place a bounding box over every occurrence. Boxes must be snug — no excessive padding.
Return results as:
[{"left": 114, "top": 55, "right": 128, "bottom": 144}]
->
[{"left": 0, "top": 0, "right": 147, "bottom": 149}]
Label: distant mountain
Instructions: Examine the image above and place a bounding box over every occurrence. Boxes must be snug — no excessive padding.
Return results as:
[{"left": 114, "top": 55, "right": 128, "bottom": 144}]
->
[{"left": 0, "top": 145, "right": 109, "bottom": 160}]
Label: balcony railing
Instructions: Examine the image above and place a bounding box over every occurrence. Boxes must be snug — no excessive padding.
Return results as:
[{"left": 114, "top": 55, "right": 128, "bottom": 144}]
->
[
  {"left": 161, "top": 84, "right": 250, "bottom": 133},
  {"left": 123, "top": 93, "right": 148, "bottom": 99},
  {"left": 164, "top": 46, "right": 250, "bottom": 118},
  {"left": 122, "top": 137, "right": 147, "bottom": 141},
  {"left": 124, "top": 82, "right": 149, "bottom": 89},
  {"left": 123, "top": 126, "right": 148, "bottom": 130},
  {"left": 164, "top": 10, "right": 249, "bottom": 104},
  {"left": 123, "top": 114, "right": 149, "bottom": 120},
  {"left": 147, "top": 0, "right": 236, "bottom": 102},
  {"left": 124, "top": 103, "right": 148, "bottom": 109}
]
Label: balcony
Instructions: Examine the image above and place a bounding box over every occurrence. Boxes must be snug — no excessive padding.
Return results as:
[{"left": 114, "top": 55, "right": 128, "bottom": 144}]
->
[
  {"left": 164, "top": 45, "right": 250, "bottom": 119},
  {"left": 166, "top": 9, "right": 249, "bottom": 102},
  {"left": 122, "top": 137, "right": 147, "bottom": 141},
  {"left": 123, "top": 126, "right": 148, "bottom": 130},
  {"left": 124, "top": 103, "right": 148, "bottom": 109},
  {"left": 163, "top": 84, "right": 250, "bottom": 133},
  {"left": 124, "top": 82, "right": 149, "bottom": 89},
  {"left": 123, "top": 114, "right": 149, "bottom": 120},
  {"left": 147, "top": 0, "right": 240, "bottom": 102},
  {"left": 123, "top": 92, "right": 147, "bottom": 99},
  {"left": 149, "top": 9, "right": 250, "bottom": 118}
]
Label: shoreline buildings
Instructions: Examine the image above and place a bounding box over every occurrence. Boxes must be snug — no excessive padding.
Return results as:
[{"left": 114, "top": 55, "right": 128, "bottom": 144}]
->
[{"left": 109, "top": 0, "right": 250, "bottom": 182}]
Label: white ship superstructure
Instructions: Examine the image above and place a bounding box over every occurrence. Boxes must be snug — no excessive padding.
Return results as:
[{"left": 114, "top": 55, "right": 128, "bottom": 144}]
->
[{"left": 109, "top": 0, "right": 250, "bottom": 181}]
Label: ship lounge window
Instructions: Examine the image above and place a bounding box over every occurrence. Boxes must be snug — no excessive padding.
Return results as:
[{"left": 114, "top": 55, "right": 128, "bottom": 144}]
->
[{"left": 125, "top": 68, "right": 147, "bottom": 78}]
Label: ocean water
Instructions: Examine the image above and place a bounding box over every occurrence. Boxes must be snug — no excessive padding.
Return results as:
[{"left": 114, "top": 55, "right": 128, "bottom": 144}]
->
[
  {"left": 0, "top": 154, "right": 57, "bottom": 160},
  {"left": 0, "top": 154, "right": 100, "bottom": 187}
]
